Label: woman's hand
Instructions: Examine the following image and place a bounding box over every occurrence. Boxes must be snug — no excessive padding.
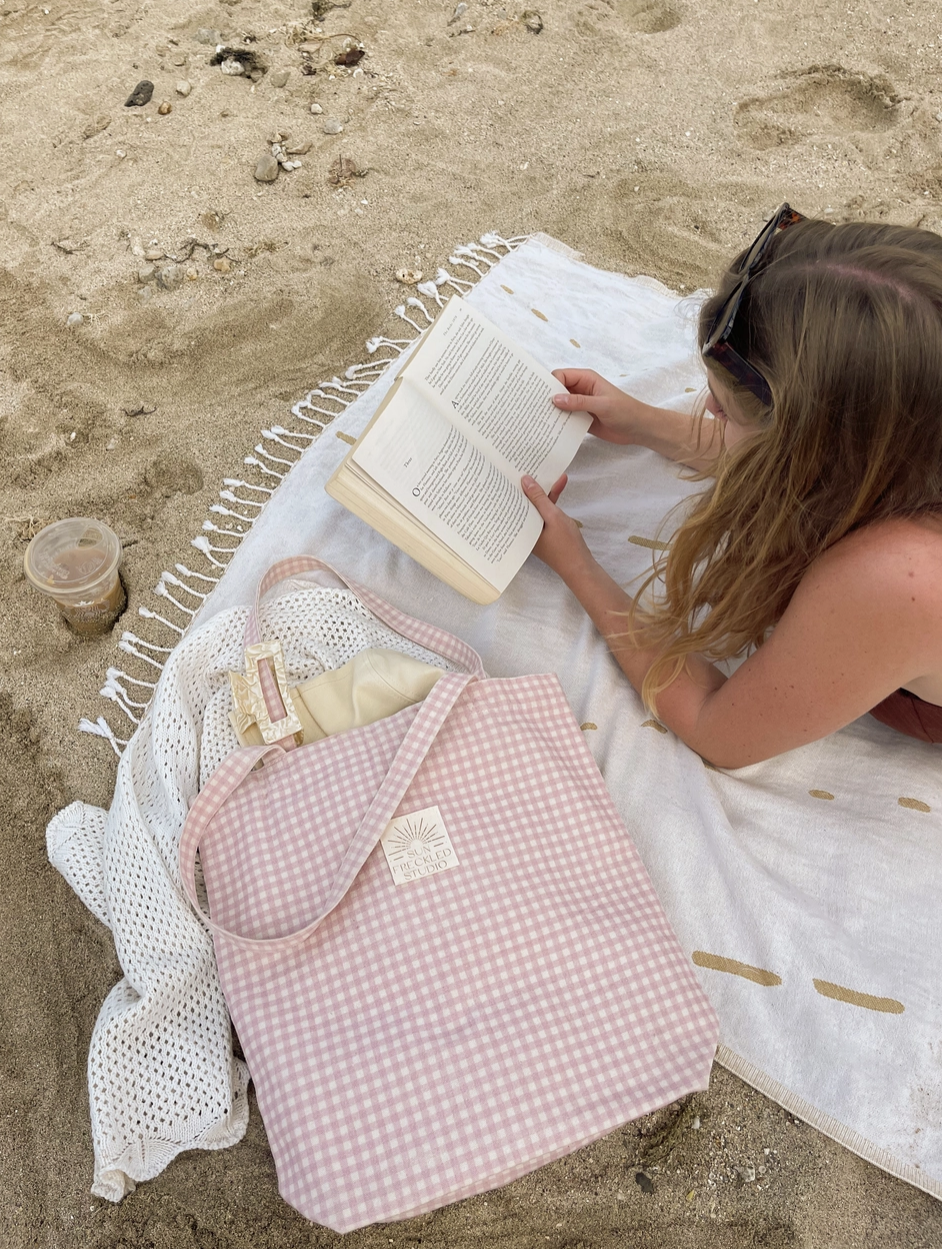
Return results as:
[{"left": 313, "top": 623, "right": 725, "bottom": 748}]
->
[
  {"left": 521, "top": 474, "right": 596, "bottom": 582},
  {"left": 553, "top": 368, "right": 724, "bottom": 472},
  {"left": 551, "top": 369, "right": 656, "bottom": 446}
]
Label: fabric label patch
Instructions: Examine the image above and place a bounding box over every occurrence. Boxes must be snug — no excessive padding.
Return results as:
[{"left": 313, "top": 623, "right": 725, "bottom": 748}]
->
[{"left": 380, "top": 804, "right": 460, "bottom": 886}]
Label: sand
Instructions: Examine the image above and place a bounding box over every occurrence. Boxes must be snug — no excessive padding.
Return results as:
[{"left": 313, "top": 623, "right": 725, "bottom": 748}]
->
[{"left": 2, "top": 0, "right": 942, "bottom": 1244}]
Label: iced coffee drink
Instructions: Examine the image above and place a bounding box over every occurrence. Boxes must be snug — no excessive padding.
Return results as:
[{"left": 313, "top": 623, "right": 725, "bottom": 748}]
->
[{"left": 24, "top": 518, "right": 126, "bottom": 636}]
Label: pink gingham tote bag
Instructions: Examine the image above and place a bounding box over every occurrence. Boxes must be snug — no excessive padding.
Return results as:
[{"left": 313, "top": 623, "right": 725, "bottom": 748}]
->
[{"left": 180, "top": 557, "right": 718, "bottom": 1232}]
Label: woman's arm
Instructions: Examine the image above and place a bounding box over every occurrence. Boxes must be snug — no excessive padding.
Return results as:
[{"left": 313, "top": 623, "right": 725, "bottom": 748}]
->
[
  {"left": 552, "top": 369, "right": 723, "bottom": 473},
  {"left": 522, "top": 479, "right": 942, "bottom": 767}
]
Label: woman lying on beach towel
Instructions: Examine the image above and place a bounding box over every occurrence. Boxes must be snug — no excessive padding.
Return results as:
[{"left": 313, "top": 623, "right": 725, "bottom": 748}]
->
[{"left": 522, "top": 205, "right": 942, "bottom": 766}]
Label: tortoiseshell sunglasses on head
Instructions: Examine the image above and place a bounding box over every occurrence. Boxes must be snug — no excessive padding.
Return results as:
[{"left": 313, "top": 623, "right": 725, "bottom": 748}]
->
[{"left": 702, "top": 202, "right": 805, "bottom": 407}]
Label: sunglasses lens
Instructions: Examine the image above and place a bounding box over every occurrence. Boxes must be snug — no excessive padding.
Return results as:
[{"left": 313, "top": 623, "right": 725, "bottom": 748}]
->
[{"left": 706, "top": 287, "right": 740, "bottom": 349}]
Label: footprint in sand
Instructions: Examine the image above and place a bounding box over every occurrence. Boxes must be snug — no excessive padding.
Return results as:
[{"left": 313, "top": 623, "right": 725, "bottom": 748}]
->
[
  {"left": 734, "top": 64, "right": 901, "bottom": 150},
  {"left": 574, "top": 0, "right": 681, "bottom": 38},
  {"left": 617, "top": 0, "right": 683, "bottom": 34},
  {"left": 145, "top": 452, "right": 204, "bottom": 498}
]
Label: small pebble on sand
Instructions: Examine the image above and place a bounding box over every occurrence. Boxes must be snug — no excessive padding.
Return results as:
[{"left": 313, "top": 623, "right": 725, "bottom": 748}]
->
[
  {"left": 176, "top": 80, "right": 192, "bottom": 97},
  {"left": 322, "top": 119, "right": 343, "bottom": 134},
  {"left": 144, "top": 247, "right": 164, "bottom": 261},
  {"left": 156, "top": 264, "right": 184, "bottom": 290},
  {"left": 254, "top": 152, "right": 279, "bottom": 182},
  {"left": 125, "top": 80, "right": 154, "bottom": 107},
  {"left": 66, "top": 312, "right": 84, "bottom": 327},
  {"left": 137, "top": 266, "right": 156, "bottom": 284},
  {"left": 270, "top": 69, "right": 289, "bottom": 88},
  {"left": 309, "top": 102, "right": 323, "bottom": 114},
  {"left": 157, "top": 101, "right": 172, "bottom": 115},
  {"left": 220, "top": 58, "right": 244, "bottom": 76},
  {"left": 213, "top": 258, "right": 231, "bottom": 273}
]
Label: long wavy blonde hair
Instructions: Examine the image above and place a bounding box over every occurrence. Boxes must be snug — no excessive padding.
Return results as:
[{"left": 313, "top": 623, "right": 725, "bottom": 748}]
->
[{"left": 636, "top": 218, "right": 942, "bottom": 713}]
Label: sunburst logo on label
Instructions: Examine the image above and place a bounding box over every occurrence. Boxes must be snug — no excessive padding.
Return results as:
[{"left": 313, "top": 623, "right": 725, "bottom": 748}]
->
[
  {"left": 380, "top": 804, "right": 460, "bottom": 886},
  {"left": 385, "top": 814, "right": 446, "bottom": 863}
]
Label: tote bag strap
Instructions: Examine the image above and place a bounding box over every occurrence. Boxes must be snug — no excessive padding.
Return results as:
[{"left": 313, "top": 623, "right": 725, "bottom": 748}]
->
[
  {"left": 245, "top": 555, "right": 487, "bottom": 679},
  {"left": 179, "top": 670, "right": 473, "bottom": 951}
]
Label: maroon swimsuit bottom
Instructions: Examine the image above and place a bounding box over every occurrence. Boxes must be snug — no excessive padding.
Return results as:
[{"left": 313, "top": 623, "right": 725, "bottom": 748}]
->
[{"left": 869, "top": 688, "right": 942, "bottom": 744}]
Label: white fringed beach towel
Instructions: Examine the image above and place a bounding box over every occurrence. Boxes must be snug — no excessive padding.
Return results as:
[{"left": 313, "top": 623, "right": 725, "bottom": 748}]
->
[{"left": 49, "top": 236, "right": 942, "bottom": 1203}]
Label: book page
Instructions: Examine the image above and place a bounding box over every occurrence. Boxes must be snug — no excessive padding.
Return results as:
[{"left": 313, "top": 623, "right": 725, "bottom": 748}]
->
[
  {"left": 402, "top": 296, "right": 590, "bottom": 488},
  {"left": 350, "top": 383, "right": 541, "bottom": 591}
]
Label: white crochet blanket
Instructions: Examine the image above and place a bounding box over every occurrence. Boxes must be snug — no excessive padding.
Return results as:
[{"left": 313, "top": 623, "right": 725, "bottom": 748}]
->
[
  {"left": 49, "top": 237, "right": 942, "bottom": 1202},
  {"left": 48, "top": 583, "right": 463, "bottom": 1200}
]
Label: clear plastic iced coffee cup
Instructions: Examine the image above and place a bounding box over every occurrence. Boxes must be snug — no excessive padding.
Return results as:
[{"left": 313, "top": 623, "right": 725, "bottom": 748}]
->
[{"left": 24, "top": 518, "right": 126, "bottom": 636}]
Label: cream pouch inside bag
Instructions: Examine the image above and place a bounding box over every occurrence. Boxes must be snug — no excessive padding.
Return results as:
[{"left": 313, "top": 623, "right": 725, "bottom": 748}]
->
[{"left": 230, "top": 647, "right": 444, "bottom": 747}]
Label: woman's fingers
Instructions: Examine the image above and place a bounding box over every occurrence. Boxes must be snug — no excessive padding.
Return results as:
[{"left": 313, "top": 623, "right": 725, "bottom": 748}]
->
[
  {"left": 552, "top": 372, "right": 595, "bottom": 402},
  {"left": 552, "top": 368, "right": 602, "bottom": 393},
  {"left": 521, "top": 475, "right": 553, "bottom": 518},
  {"left": 553, "top": 391, "right": 612, "bottom": 420},
  {"left": 547, "top": 473, "right": 568, "bottom": 505},
  {"left": 550, "top": 369, "right": 644, "bottom": 446},
  {"left": 550, "top": 369, "right": 643, "bottom": 445},
  {"left": 523, "top": 473, "right": 568, "bottom": 513},
  {"left": 551, "top": 370, "right": 615, "bottom": 418},
  {"left": 522, "top": 474, "right": 591, "bottom": 578}
]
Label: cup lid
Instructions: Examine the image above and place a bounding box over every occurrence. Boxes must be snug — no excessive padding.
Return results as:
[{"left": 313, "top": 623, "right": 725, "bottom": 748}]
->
[{"left": 23, "top": 518, "right": 122, "bottom": 594}]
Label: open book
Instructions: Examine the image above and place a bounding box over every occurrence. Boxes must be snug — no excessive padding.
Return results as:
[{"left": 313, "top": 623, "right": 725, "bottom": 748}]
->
[{"left": 326, "top": 296, "right": 591, "bottom": 604}]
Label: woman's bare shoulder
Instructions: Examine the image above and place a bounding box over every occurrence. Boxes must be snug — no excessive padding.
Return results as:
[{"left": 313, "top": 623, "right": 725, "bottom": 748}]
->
[
  {"left": 804, "top": 514, "right": 942, "bottom": 622},
  {"left": 815, "top": 514, "right": 942, "bottom": 575}
]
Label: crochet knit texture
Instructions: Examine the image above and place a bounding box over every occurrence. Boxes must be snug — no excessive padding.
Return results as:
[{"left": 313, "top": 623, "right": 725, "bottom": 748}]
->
[{"left": 47, "top": 581, "right": 458, "bottom": 1200}]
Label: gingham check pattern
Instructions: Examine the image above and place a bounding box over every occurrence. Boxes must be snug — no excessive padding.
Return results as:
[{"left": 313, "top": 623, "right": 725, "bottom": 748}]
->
[{"left": 180, "top": 581, "right": 718, "bottom": 1233}]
